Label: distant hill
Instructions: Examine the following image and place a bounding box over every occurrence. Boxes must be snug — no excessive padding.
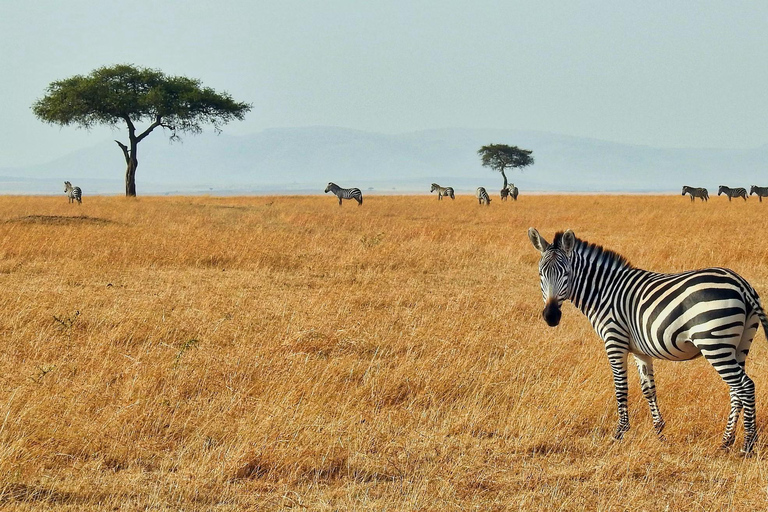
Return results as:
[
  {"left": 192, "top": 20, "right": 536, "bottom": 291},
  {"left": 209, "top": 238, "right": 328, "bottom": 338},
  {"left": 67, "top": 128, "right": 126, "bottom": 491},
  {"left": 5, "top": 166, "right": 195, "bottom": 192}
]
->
[{"left": 0, "top": 127, "right": 766, "bottom": 194}]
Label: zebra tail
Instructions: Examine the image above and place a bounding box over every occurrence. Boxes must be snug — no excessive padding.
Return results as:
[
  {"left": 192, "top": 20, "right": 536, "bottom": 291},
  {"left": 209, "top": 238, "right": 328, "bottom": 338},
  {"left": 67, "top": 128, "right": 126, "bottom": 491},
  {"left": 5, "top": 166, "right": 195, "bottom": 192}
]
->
[{"left": 746, "top": 290, "right": 768, "bottom": 339}]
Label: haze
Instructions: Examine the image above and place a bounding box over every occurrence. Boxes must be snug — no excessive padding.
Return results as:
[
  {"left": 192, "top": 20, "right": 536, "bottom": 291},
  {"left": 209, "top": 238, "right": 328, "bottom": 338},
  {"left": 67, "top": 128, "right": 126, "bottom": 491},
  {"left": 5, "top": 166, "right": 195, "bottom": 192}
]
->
[{"left": 2, "top": 1, "right": 767, "bottom": 172}]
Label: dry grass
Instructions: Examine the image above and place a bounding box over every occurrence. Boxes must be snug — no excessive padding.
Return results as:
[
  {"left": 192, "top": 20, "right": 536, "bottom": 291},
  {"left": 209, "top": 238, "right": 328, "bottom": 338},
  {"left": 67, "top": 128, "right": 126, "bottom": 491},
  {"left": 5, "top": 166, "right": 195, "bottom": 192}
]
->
[{"left": 0, "top": 194, "right": 767, "bottom": 510}]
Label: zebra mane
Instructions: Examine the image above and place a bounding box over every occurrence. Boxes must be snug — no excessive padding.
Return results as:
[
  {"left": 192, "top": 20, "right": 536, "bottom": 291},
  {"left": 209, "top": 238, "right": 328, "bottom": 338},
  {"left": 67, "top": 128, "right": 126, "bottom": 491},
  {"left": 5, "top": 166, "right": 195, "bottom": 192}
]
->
[{"left": 552, "top": 231, "right": 633, "bottom": 269}]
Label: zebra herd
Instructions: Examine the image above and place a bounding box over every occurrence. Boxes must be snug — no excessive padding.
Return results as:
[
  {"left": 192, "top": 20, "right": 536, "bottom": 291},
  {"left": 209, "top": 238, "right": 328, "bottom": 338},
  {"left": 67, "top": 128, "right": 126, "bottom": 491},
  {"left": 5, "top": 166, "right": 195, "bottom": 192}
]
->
[
  {"left": 324, "top": 181, "right": 522, "bottom": 206},
  {"left": 682, "top": 185, "right": 768, "bottom": 202},
  {"left": 529, "top": 228, "right": 768, "bottom": 454}
]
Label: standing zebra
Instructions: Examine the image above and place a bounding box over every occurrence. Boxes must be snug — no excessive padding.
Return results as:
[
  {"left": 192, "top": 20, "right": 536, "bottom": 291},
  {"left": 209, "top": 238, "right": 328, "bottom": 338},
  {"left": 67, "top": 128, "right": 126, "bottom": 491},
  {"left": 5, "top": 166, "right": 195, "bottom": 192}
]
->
[
  {"left": 64, "top": 181, "right": 82, "bottom": 204},
  {"left": 528, "top": 228, "right": 768, "bottom": 453},
  {"left": 476, "top": 187, "right": 491, "bottom": 205},
  {"left": 500, "top": 184, "right": 519, "bottom": 201},
  {"left": 750, "top": 185, "right": 768, "bottom": 202},
  {"left": 718, "top": 185, "right": 748, "bottom": 201},
  {"left": 324, "top": 182, "right": 363, "bottom": 206},
  {"left": 430, "top": 183, "right": 455, "bottom": 200},
  {"left": 681, "top": 186, "right": 708, "bottom": 202}
]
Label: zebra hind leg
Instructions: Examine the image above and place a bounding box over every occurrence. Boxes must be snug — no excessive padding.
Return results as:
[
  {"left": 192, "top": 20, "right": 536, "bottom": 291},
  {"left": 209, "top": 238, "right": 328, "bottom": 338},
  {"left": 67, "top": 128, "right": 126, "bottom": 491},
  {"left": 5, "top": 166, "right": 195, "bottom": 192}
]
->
[
  {"left": 698, "top": 333, "right": 757, "bottom": 454},
  {"left": 632, "top": 354, "right": 666, "bottom": 439}
]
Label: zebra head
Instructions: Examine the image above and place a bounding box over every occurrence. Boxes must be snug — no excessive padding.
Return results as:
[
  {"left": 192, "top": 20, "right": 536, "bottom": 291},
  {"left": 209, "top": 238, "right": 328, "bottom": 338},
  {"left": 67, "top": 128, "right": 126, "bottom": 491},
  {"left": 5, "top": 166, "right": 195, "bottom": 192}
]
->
[
  {"left": 750, "top": 185, "right": 757, "bottom": 195},
  {"left": 718, "top": 186, "right": 726, "bottom": 196},
  {"left": 64, "top": 181, "right": 72, "bottom": 193},
  {"left": 324, "top": 183, "right": 335, "bottom": 193},
  {"left": 528, "top": 228, "right": 576, "bottom": 327},
  {"left": 681, "top": 186, "right": 688, "bottom": 196},
  {"left": 430, "top": 183, "right": 439, "bottom": 193}
]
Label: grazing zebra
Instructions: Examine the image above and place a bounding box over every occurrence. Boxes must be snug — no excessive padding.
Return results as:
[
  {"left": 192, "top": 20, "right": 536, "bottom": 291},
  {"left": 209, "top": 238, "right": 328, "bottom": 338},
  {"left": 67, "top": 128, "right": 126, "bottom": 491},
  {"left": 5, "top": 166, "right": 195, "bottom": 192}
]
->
[
  {"left": 476, "top": 187, "right": 491, "bottom": 205},
  {"left": 324, "top": 182, "right": 363, "bottom": 206},
  {"left": 750, "top": 185, "right": 768, "bottom": 202},
  {"left": 528, "top": 228, "right": 768, "bottom": 454},
  {"left": 430, "top": 183, "right": 455, "bottom": 200},
  {"left": 64, "top": 181, "right": 82, "bottom": 204},
  {"left": 681, "top": 186, "right": 708, "bottom": 202},
  {"left": 718, "top": 185, "right": 748, "bottom": 201}
]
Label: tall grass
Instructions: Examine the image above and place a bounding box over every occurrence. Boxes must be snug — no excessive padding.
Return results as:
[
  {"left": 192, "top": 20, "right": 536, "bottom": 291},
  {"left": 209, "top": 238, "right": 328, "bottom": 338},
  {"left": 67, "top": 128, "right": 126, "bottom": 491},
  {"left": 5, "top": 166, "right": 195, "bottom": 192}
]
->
[{"left": 0, "top": 194, "right": 766, "bottom": 510}]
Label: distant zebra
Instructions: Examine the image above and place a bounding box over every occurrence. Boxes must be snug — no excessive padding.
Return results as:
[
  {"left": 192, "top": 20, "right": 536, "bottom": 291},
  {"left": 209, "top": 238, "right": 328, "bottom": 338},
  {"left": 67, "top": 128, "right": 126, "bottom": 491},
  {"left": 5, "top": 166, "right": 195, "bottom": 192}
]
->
[
  {"left": 529, "top": 228, "right": 768, "bottom": 453},
  {"left": 64, "top": 181, "right": 82, "bottom": 204},
  {"left": 681, "top": 186, "right": 708, "bottom": 202},
  {"left": 718, "top": 185, "right": 748, "bottom": 201},
  {"left": 324, "top": 182, "right": 362, "bottom": 206},
  {"left": 476, "top": 187, "right": 491, "bottom": 205},
  {"left": 500, "top": 184, "right": 519, "bottom": 201},
  {"left": 430, "top": 183, "right": 455, "bottom": 200},
  {"left": 750, "top": 185, "right": 768, "bottom": 202}
]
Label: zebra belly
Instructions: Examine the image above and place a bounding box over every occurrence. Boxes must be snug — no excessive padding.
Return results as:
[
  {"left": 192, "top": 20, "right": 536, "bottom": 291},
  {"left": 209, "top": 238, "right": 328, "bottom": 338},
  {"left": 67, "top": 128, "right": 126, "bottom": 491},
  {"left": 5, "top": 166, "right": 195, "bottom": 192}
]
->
[{"left": 628, "top": 276, "right": 748, "bottom": 361}]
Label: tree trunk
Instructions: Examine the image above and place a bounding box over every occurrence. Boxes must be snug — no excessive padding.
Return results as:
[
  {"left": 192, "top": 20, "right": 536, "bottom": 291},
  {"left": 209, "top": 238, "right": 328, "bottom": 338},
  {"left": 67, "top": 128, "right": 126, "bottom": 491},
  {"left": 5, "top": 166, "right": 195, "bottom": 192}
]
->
[
  {"left": 115, "top": 139, "right": 138, "bottom": 197},
  {"left": 501, "top": 169, "right": 508, "bottom": 189}
]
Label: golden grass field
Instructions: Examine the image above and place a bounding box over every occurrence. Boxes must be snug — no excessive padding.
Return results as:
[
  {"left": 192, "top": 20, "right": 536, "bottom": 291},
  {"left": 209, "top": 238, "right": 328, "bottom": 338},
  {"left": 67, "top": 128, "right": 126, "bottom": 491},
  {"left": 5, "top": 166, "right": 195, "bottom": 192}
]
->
[{"left": 0, "top": 193, "right": 767, "bottom": 510}]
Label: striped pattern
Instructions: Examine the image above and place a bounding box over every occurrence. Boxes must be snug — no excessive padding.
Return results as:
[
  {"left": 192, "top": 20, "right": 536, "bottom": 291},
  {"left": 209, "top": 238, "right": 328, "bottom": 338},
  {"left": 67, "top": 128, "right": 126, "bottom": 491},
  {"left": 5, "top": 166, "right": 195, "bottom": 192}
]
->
[
  {"left": 750, "top": 185, "right": 768, "bottom": 202},
  {"left": 528, "top": 228, "right": 768, "bottom": 453},
  {"left": 430, "top": 183, "right": 455, "bottom": 200},
  {"left": 324, "top": 182, "right": 363, "bottom": 206},
  {"left": 64, "top": 181, "right": 82, "bottom": 204},
  {"left": 476, "top": 187, "right": 491, "bottom": 205},
  {"left": 718, "top": 185, "right": 748, "bottom": 201},
  {"left": 681, "top": 186, "right": 708, "bottom": 202}
]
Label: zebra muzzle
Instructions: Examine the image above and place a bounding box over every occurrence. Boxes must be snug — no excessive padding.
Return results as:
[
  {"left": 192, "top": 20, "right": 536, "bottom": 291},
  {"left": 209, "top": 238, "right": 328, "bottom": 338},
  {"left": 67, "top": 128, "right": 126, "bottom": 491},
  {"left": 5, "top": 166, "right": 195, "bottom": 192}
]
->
[{"left": 542, "top": 301, "right": 562, "bottom": 327}]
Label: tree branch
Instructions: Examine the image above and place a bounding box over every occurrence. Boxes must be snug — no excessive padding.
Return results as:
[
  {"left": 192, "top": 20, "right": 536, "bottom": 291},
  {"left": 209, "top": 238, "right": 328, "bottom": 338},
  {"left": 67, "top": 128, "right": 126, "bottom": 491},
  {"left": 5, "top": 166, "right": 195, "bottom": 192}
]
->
[
  {"left": 114, "top": 140, "right": 130, "bottom": 164},
  {"left": 135, "top": 115, "right": 166, "bottom": 143}
]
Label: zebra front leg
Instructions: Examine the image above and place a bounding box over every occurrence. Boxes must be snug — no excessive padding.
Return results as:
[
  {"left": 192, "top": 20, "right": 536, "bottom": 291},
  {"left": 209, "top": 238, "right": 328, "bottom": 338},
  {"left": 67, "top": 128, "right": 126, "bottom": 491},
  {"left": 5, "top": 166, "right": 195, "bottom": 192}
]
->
[
  {"left": 633, "top": 353, "right": 666, "bottom": 439},
  {"left": 607, "top": 351, "right": 631, "bottom": 440}
]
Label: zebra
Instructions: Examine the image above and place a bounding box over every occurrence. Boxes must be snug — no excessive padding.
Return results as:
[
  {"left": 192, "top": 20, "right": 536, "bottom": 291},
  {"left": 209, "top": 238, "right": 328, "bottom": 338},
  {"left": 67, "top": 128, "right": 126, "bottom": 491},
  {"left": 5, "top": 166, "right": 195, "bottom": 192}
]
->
[
  {"left": 500, "top": 184, "right": 519, "bottom": 201},
  {"left": 528, "top": 227, "right": 768, "bottom": 454},
  {"left": 750, "top": 186, "right": 768, "bottom": 202},
  {"left": 681, "top": 186, "right": 708, "bottom": 202},
  {"left": 430, "top": 183, "right": 455, "bottom": 200},
  {"left": 718, "top": 185, "right": 748, "bottom": 202},
  {"left": 324, "top": 182, "right": 362, "bottom": 206},
  {"left": 476, "top": 187, "right": 491, "bottom": 205},
  {"left": 64, "top": 181, "right": 82, "bottom": 204}
]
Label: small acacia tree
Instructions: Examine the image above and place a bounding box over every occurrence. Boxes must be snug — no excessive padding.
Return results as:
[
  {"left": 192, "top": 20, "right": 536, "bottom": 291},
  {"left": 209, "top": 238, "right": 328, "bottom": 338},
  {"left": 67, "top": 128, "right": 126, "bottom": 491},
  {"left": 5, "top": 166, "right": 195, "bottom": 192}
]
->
[
  {"left": 32, "top": 64, "right": 252, "bottom": 196},
  {"left": 477, "top": 144, "right": 534, "bottom": 190}
]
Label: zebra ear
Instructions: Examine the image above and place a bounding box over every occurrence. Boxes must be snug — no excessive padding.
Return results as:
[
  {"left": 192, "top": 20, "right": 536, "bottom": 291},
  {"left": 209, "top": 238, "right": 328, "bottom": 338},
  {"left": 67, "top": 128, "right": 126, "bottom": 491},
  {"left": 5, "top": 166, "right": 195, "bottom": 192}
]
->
[
  {"left": 561, "top": 229, "right": 576, "bottom": 256},
  {"left": 528, "top": 228, "right": 549, "bottom": 253}
]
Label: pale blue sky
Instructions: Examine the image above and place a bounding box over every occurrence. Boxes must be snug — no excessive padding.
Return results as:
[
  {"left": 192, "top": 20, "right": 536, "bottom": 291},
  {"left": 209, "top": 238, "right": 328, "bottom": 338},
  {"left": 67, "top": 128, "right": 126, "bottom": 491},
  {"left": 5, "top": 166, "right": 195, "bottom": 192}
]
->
[{"left": 2, "top": 1, "right": 767, "bottom": 168}]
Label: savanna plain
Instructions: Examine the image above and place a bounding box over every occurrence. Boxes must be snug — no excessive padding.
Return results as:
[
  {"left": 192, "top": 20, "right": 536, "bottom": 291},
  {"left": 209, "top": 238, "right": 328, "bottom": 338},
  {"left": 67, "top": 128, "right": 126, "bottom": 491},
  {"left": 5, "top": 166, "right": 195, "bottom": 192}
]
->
[{"left": 1, "top": 194, "right": 767, "bottom": 511}]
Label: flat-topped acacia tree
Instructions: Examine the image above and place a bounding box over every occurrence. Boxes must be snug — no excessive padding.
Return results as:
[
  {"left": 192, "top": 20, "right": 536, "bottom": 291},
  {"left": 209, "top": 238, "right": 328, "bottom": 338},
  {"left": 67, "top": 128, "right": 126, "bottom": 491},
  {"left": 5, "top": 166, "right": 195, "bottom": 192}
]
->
[
  {"left": 477, "top": 144, "right": 534, "bottom": 190},
  {"left": 32, "top": 64, "right": 252, "bottom": 197}
]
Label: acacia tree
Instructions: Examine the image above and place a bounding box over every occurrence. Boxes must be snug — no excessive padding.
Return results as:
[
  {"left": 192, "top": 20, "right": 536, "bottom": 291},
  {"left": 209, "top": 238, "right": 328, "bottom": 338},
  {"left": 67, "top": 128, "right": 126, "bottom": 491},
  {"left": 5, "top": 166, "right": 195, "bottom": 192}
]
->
[
  {"left": 477, "top": 144, "right": 534, "bottom": 190},
  {"left": 32, "top": 64, "right": 252, "bottom": 196}
]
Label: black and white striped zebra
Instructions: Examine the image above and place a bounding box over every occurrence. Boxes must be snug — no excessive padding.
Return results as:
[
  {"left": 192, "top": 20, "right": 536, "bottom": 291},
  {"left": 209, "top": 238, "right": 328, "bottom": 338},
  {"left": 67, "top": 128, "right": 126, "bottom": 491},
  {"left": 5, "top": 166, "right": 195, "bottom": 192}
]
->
[
  {"left": 750, "top": 186, "right": 768, "bottom": 202},
  {"left": 718, "top": 185, "right": 748, "bottom": 201},
  {"left": 504, "top": 184, "right": 519, "bottom": 201},
  {"left": 430, "top": 183, "right": 455, "bottom": 200},
  {"left": 528, "top": 228, "right": 768, "bottom": 453},
  {"left": 681, "top": 186, "right": 708, "bottom": 202},
  {"left": 64, "top": 181, "right": 82, "bottom": 204},
  {"left": 324, "top": 182, "right": 362, "bottom": 206},
  {"left": 476, "top": 187, "right": 491, "bottom": 205}
]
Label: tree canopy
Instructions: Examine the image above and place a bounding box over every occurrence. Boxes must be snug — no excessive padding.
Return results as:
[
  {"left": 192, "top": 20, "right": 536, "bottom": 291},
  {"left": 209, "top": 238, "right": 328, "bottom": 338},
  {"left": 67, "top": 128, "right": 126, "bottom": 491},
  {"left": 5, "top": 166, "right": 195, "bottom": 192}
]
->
[
  {"left": 477, "top": 144, "right": 534, "bottom": 189},
  {"left": 32, "top": 64, "right": 252, "bottom": 196}
]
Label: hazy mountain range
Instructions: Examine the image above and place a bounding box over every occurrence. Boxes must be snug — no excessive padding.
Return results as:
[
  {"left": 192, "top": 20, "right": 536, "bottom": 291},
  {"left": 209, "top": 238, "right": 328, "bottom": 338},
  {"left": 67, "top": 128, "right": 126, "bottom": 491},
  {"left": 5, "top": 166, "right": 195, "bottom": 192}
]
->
[{"left": 0, "top": 127, "right": 766, "bottom": 195}]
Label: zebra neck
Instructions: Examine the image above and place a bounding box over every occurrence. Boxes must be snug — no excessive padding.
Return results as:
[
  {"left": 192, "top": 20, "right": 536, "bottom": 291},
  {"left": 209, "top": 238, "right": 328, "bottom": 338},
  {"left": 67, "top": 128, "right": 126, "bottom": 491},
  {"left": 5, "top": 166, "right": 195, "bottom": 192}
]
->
[{"left": 568, "top": 239, "right": 631, "bottom": 315}]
